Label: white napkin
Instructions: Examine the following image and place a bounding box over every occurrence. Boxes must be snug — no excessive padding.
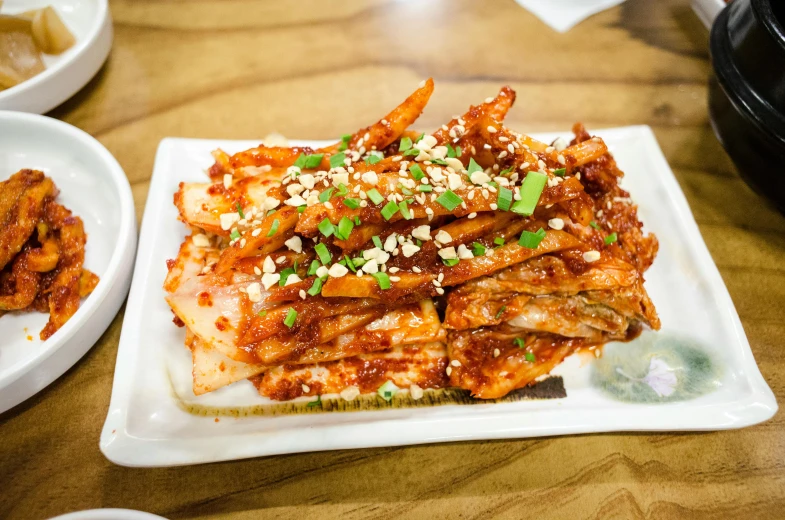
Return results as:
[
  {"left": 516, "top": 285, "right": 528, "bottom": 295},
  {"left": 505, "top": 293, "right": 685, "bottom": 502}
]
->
[{"left": 513, "top": 0, "right": 628, "bottom": 33}]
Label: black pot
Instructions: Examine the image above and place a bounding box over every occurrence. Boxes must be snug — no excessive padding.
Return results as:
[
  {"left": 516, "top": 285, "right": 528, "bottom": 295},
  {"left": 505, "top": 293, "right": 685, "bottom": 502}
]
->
[{"left": 709, "top": 0, "right": 785, "bottom": 212}]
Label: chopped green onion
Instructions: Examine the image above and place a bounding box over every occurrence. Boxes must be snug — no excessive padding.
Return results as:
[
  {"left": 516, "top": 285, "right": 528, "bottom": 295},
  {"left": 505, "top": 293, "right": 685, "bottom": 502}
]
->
[
  {"left": 443, "top": 257, "right": 460, "bottom": 267},
  {"left": 266, "top": 209, "right": 277, "bottom": 217},
  {"left": 236, "top": 203, "right": 245, "bottom": 218},
  {"left": 415, "top": 133, "right": 425, "bottom": 142},
  {"left": 329, "top": 152, "right": 346, "bottom": 169},
  {"left": 338, "top": 134, "right": 351, "bottom": 151},
  {"left": 446, "top": 143, "right": 459, "bottom": 158},
  {"left": 494, "top": 237, "right": 505, "bottom": 247},
  {"left": 472, "top": 242, "right": 486, "bottom": 256},
  {"left": 372, "top": 235, "right": 383, "bottom": 249},
  {"left": 372, "top": 271, "right": 391, "bottom": 290},
  {"left": 455, "top": 145, "right": 462, "bottom": 157},
  {"left": 354, "top": 216, "right": 361, "bottom": 226},
  {"left": 435, "top": 190, "right": 463, "bottom": 212},
  {"left": 258, "top": 310, "right": 267, "bottom": 317},
  {"left": 418, "top": 184, "right": 433, "bottom": 192},
  {"left": 336, "top": 183, "right": 349, "bottom": 197},
  {"left": 399, "top": 136, "right": 412, "bottom": 152},
  {"left": 410, "top": 164, "right": 425, "bottom": 180},
  {"left": 499, "top": 166, "right": 514, "bottom": 175},
  {"left": 230, "top": 229, "right": 241, "bottom": 241},
  {"left": 307, "top": 277, "right": 323, "bottom": 296},
  {"left": 381, "top": 201, "right": 400, "bottom": 221},
  {"left": 589, "top": 221, "right": 602, "bottom": 230},
  {"left": 318, "top": 218, "right": 335, "bottom": 237},
  {"left": 398, "top": 184, "right": 413, "bottom": 196},
  {"left": 525, "top": 351, "right": 536, "bottom": 362},
  {"left": 514, "top": 337, "right": 525, "bottom": 348},
  {"left": 314, "top": 243, "right": 331, "bottom": 264},
  {"left": 336, "top": 217, "right": 354, "bottom": 240},
  {"left": 352, "top": 257, "right": 366, "bottom": 267},
  {"left": 430, "top": 158, "right": 448, "bottom": 166},
  {"left": 497, "top": 187, "right": 513, "bottom": 211},
  {"left": 488, "top": 181, "right": 499, "bottom": 190},
  {"left": 307, "top": 260, "right": 320, "bottom": 276},
  {"left": 306, "top": 394, "right": 322, "bottom": 407},
  {"left": 604, "top": 232, "right": 618, "bottom": 245},
  {"left": 403, "top": 148, "right": 420, "bottom": 157},
  {"left": 510, "top": 171, "right": 547, "bottom": 216},
  {"left": 297, "top": 205, "right": 306, "bottom": 213},
  {"left": 283, "top": 308, "right": 298, "bottom": 328},
  {"left": 495, "top": 306, "right": 506, "bottom": 319},
  {"left": 415, "top": 239, "right": 422, "bottom": 247},
  {"left": 518, "top": 227, "right": 546, "bottom": 249},
  {"left": 344, "top": 198, "right": 360, "bottom": 209},
  {"left": 467, "top": 158, "right": 483, "bottom": 175},
  {"left": 266, "top": 218, "right": 280, "bottom": 237},
  {"left": 319, "top": 187, "right": 334, "bottom": 203},
  {"left": 344, "top": 255, "right": 356, "bottom": 272},
  {"left": 279, "top": 266, "right": 296, "bottom": 286},
  {"left": 377, "top": 380, "right": 399, "bottom": 402},
  {"left": 365, "top": 152, "right": 383, "bottom": 165},
  {"left": 399, "top": 200, "right": 413, "bottom": 220},
  {"left": 304, "top": 154, "right": 323, "bottom": 169},
  {"left": 554, "top": 168, "right": 566, "bottom": 177},
  {"left": 366, "top": 189, "right": 384, "bottom": 205},
  {"left": 293, "top": 153, "right": 307, "bottom": 169}
]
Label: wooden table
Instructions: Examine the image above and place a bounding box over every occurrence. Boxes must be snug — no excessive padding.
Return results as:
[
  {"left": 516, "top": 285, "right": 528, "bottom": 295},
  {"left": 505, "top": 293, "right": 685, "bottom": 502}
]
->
[{"left": 3, "top": 0, "right": 785, "bottom": 518}]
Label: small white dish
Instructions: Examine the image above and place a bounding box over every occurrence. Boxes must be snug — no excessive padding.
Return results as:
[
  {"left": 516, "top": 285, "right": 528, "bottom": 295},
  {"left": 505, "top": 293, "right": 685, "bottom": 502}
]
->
[
  {"left": 691, "top": 0, "right": 727, "bottom": 29},
  {"left": 0, "top": 111, "right": 136, "bottom": 414},
  {"left": 49, "top": 509, "right": 167, "bottom": 520},
  {"left": 101, "top": 126, "right": 776, "bottom": 467},
  {"left": 0, "top": 0, "right": 112, "bottom": 114}
]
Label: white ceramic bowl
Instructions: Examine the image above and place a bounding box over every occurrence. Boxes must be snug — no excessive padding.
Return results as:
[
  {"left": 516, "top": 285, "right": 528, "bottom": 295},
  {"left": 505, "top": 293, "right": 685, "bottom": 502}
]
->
[
  {"left": 0, "top": 111, "right": 136, "bottom": 414},
  {"left": 0, "top": 0, "right": 112, "bottom": 114},
  {"left": 49, "top": 510, "right": 167, "bottom": 520}
]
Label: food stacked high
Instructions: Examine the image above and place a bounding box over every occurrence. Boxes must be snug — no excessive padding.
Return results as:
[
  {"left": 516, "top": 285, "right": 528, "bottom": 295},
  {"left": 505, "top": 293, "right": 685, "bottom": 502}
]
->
[{"left": 165, "top": 80, "right": 659, "bottom": 401}]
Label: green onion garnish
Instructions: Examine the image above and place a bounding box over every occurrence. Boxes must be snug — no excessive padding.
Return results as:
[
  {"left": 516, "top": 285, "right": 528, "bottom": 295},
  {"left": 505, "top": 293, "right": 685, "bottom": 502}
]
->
[
  {"left": 525, "top": 351, "right": 536, "bottom": 362},
  {"left": 344, "top": 255, "right": 356, "bottom": 272},
  {"left": 398, "top": 184, "right": 413, "bottom": 196},
  {"left": 590, "top": 221, "right": 602, "bottom": 230},
  {"left": 366, "top": 189, "right": 384, "bottom": 205},
  {"left": 415, "top": 133, "right": 425, "bottom": 142},
  {"left": 514, "top": 338, "right": 525, "bottom": 348},
  {"left": 499, "top": 166, "right": 514, "bottom": 175},
  {"left": 314, "top": 243, "right": 331, "bottom": 264},
  {"left": 497, "top": 187, "right": 513, "bottom": 211},
  {"left": 377, "top": 380, "right": 399, "bottom": 402},
  {"left": 472, "top": 242, "right": 486, "bottom": 256},
  {"left": 338, "top": 134, "right": 351, "bottom": 151},
  {"left": 304, "top": 154, "right": 323, "bottom": 169},
  {"left": 443, "top": 257, "right": 460, "bottom": 267},
  {"left": 410, "top": 164, "right": 425, "bottom": 180},
  {"left": 265, "top": 218, "right": 280, "bottom": 237},
  {"left": 365, "top": 153, "right": 382, "bottom": 165},
  {"left": 518, "top": 228, "right": 546, "bottom": 249},
  {"left": 258, "top": 310, "right": 267, "bottom": 317},
  {"left": 399, "top": 200, "right": 413, "bottom": 220},
  {"left": 446, "top": 144, "right": 459, "bottom": 158},
  {"left": 336, "top": 216, "right": 354, "bottom": 240},
  {"left": 495, "top": 306, "right": 506, "bottom": 319},
  {"left": 372, "top": 235, "right": 383, "bottom": 249},
  {"left": 319, "top": 188, "right": 334, "bottom": 203},
  {"left": 336, "top": 183, "right": 349, "bottom": 197},
  {"left": 318, "top": 218, "right": 335, "bottom": 237},
  {"left": 306, "top": 394, "right": 322, "bottom": 407},
  {"left": 266, "top": 209, "right": 277, "bottom": 217},
  {"left": 604, "top": 232, "right": 618, "bottom": 245},
  {"left": 230, "top": 229, "right": 241, "bottom": 241},
  {"left": 278, "top": 266, "right": 296, "bottom": 286},
  {"left": 435, "top": 190, "right": 463, "bottom": 211},
  {"left": 236, "top": 203, "right": 245, "bottom": 218},
  {"left": 372, "top": 272, "right": 391, "bottom": 290},
  {"left": 307, "top": 260, "right": 320, "bottom": 276},
  {"left": 297, "top": 206, "right": 306, "bottom": 213},
  {"left": 467, "top": 158, "right": 483, "bottom": 175},
  {"left": 399, "top": 136, "right": 412, "bottom": 152},
  {"left": 510, "top": 171, "right": 547, "bottom": 216},
  {"left": 352, "top": 257, "right": 366, "bottom": 267},
  {"left": 307, "top": 277, "right": 323, "bottom": 296},
  {"left": 403, "top": 148, "right": 420, "bottom": 157},
  {"left": 293, "top": 154, "right": 307, "bottom": 169},
  {"left": 283, "top": 308, "right": 298, "bottom": 328},
  {"left": 430, "top": 158, "right": 448, "bottom": 166},
  {"left": 418, "top": 185, "right": 433, "bottom": 192},
  {"left": 554, "top": 168, "right": 566, "bottom": 177},
  {"left": 494, "top": 237, "right": 505, "bottom": 247},
  {"left": 381, "top": 201, "right": 400, "bottom": 221},
  {"left": 344, "top": 198, "right": 360, "bottom": 209},
  {"left": 354, "top": 216, "right": 361, "bottom": 226},
  {"left": 329, "top": 152, "right": 346, "bottom": 169}
]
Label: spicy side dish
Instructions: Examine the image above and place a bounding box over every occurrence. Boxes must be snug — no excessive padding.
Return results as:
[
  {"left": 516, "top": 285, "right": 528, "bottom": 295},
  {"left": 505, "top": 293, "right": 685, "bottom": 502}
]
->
[
  {"left": 165, "top": 79, "right": 660, "bottom": 402},
  {"left": 0, "top": 169, "right": 98, "bottom": 339}
]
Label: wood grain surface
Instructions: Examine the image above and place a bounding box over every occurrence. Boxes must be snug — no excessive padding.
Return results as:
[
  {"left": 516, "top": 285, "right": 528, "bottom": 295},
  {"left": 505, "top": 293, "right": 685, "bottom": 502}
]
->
[{"left": 2, "top": 0, "right": 785, "bottom": 518}]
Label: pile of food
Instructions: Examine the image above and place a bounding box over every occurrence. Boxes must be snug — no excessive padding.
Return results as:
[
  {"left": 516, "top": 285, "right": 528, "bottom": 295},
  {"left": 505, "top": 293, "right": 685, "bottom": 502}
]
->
[
  {"left": 0, "top": 169, "right": 98, "bottom": 339},
  {"left": 0, "top": 3, "right": 75, "bottom": 92},
  {"left": 165, "top": 80, "right": 660, "bottom": 402}
]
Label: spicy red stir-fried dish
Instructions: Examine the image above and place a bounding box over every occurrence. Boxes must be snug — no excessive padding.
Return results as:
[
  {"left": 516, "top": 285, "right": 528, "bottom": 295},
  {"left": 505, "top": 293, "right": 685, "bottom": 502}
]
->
[
  {"left": 0, "top": 169, "right": 99, "bottom": 339},
  {"left": 165, "top": 79, "right": 659, "bottom": 402}
]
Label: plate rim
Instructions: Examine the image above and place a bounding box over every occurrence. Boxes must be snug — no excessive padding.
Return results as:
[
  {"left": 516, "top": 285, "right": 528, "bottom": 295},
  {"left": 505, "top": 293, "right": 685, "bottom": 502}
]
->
[
  {"left": 100, "top": 125, "right": 777, "bottom": 467},
  {"left": 0, "top": 110, "right": 137, "bottom": 413}
]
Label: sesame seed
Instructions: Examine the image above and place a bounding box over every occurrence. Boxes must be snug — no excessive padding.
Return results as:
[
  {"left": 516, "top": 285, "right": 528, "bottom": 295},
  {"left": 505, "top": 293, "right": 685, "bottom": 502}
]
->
[
  {"left": 548, "top": 218, "right": 565, "bottom": 230},
  {"left": 484, "top": 96, "right": 494, "bottom": 103},
  {"left": 487, "top": 126, "right": 497, "bottom": 133},
  {"left": 557, "top": 154, "right": 566, "bottom": 165},
  {"left": 545, "top": 146, "right": 555, "bottom": 153},
  {"left": 468, "top": 212, "right": 477, "bottom": 219},
  {"left": 499, "top": 136, "right": 509, "bottom": 142},
  {"left": 299, "top": 290, "right": 306, "bottom": 300},
  {"left": 251, "top": 228, "right": 262, "bottom": 237},
  {"left": 451, "top": 359, "right": 461, "bottom": 367},
  {"left": 436, "top": 287, "right": 444, "bottom": 295},
  {"left": 583, "top": 250, "right": 601, "bottom": 262},
  {"left": 412, "top": 266, "right": 422, "bottom": 273},
  {"left": 302, "top": 384, "right": 310, "bottom": 393},
  {"left": 493, "top": 348, "right": 501, "bottom": 358},
  {"left": 498, "top": 151, "right": 508, "bottom": 159},
  {"left": 490, "top": 203, "right": 498, "bottom": 210},
  {"left": 389, "top": 276, "right": 401, "bottom": 282},
  {"left": 253, "top": 266, "right": 262, "bottom": 275},
  {"left": 446, "top": 366, "right": 452, "bottom": 376}
]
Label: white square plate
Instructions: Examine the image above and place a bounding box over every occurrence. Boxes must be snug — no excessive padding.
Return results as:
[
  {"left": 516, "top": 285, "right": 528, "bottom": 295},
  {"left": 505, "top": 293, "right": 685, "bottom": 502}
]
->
[{"left": 100, "top": 126, "right": 776, "bottom": 467}]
